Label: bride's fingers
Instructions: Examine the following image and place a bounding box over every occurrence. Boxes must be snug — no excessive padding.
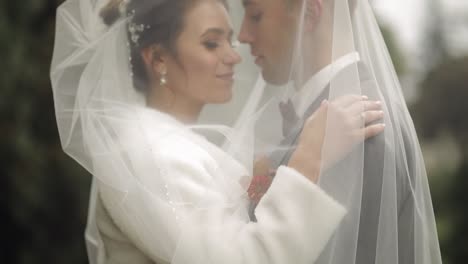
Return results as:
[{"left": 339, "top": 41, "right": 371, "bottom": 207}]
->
[
  {"left": 350, "top": 110, "right": 384, "bottom": 126},
  {"left": 332, "top": 94, "right": 367, "bottom": 108},
  {"left": 358, "top": 123, "right": 386, "bottom": 139},
  {"left": 346, "top": 100, "right": 382, "bottom": 116},
  {"left": 364, "top": 110, "right": 384, "bottom": 125}
]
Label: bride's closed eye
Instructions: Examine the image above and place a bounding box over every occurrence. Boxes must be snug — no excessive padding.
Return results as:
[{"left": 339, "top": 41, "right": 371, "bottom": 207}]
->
[
  {"left": 203, "top": 36, "right": 237, "bottom": 51},
  {"left": 203, "top": 40, "right": 220, "bottom": 50},
  {"left": 201, "top": 28, "right": 235, "bottom": 51}
]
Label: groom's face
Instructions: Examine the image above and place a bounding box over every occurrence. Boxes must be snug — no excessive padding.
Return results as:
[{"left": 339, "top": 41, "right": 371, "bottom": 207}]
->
[{"left": 238, "top": 0, "right": 301, "bottom": 85}]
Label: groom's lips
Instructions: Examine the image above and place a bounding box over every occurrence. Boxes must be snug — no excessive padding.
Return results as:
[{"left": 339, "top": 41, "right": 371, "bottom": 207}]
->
[
  {"left": 251, "top": 49, "right": 264, "bottom": 66},
  {"left": 254, "top": 55, "right": 263, "bottom": 66}
]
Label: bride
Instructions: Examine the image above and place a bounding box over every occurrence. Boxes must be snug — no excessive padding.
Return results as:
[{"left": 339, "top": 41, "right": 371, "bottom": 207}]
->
[{"left": 50, "top": 0, "right": 384, "bottom": 263}]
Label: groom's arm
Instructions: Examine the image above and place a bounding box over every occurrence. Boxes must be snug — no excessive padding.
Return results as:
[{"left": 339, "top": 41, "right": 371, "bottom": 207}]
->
[
  {"left": 355, "top": 130, "right": 385, "bottom": 264},
  {"left": 395, "top": 115, "right": 417, "bottom": 264},
  {"left": 357, "top": 76, "right": 415, "bottom": 264},
  {"left": 359, "top": 124, "right": 416, "bottom": 264},
  {"left": 356, "top": 120, "right": 415, "bottom": 264}
]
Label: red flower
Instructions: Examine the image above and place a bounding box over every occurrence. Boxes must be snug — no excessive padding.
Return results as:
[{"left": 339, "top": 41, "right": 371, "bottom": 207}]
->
[{"left": 247, "top": 174, "right": 273, "bottom": 204}]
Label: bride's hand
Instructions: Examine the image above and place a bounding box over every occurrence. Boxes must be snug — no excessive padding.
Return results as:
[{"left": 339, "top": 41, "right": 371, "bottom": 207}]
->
[{"left": 288, "top": 95, "right": 385, "bottom": 183}]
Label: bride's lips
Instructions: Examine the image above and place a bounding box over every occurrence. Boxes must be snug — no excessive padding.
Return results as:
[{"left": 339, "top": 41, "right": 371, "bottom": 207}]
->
[{"left": 217, "top": 72, "right": 234, "bottom": 82}]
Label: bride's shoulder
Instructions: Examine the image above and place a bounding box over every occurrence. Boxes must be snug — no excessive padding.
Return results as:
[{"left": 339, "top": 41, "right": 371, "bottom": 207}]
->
[{"left": 118, "top": 106, "right": 216, "bottom": 167}]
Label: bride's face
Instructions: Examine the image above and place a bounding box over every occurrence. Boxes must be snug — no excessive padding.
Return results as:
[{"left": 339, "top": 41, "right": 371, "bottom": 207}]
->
[{"left": 165, "top": 0, "right": 241, "bottom": 105}]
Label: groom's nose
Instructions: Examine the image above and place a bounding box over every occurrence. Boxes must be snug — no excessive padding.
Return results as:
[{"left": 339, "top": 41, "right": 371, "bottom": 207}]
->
[{"left": 238, "top": 19, "right": 254, "bottom": 44}]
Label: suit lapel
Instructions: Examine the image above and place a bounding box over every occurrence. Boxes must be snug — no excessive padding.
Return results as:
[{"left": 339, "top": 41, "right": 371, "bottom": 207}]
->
[{"left": 274, "top": 61, "right": 373, "bottom": 168}]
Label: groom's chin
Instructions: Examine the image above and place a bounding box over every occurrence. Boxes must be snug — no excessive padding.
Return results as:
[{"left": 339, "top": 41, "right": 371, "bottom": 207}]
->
[{"left": 261, "top": 69, "right": 290, "bottom": 86}]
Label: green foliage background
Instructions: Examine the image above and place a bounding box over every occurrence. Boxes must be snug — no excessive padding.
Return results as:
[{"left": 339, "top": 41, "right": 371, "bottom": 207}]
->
[
  {"left": 0, "top": 0, "right": 466, "bottom": 263},
  {"left": 1, "top": 1, "right": 91, "bottom": 263}
]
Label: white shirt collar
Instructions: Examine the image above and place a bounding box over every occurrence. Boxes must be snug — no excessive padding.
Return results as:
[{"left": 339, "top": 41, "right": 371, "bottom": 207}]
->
[{"left": 291, "top": 52, "right": 360, "bottom": 117}]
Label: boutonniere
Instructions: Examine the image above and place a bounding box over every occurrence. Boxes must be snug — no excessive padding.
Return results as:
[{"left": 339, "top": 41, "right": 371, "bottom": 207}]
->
[
  {"left": 247, "top": 174, "right": 273, "bottom": 204},
  {"left": 248, "top": 156, "right": 275, "bottom": 204}
]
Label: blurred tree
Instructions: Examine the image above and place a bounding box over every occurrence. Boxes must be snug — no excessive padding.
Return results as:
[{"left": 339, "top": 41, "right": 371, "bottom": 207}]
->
[
  {"left": 1, "top": 0, "right": 90, "bottom": 263},
  {"left": 412, "top": 56, "right": 468, "bottom": 264},
  {"left": 413, "top": 57, "right": 468, "bottom": 153},
  {"left": 410, "top": 0, "right": 468, "bottom": 262},
  {"left": 380, "top": 23, "right": 407, "bottom": 76},
  {"left": 423, "top": 0, "right": 449, "bottom": 69}
]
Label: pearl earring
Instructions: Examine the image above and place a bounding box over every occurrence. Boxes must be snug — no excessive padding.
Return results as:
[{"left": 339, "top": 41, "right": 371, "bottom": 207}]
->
[{"left": 160, "top": 69, "right": 167, "bottom": 86}]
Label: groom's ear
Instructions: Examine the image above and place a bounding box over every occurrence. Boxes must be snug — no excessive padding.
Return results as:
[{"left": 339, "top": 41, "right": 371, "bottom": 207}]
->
[{"left": 303, "top": 0, "right": 323, "bottom": 32}]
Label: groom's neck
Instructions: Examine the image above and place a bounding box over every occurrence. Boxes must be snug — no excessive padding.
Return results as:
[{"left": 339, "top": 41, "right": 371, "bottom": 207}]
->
[{"left": 293, "top": 42, "right": 332, "bottom": 90}]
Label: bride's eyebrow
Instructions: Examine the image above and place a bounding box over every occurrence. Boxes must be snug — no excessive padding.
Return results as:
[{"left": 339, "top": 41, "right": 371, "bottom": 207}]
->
[{"left": 201, "top": 28, "right": 234, "bottom": 39}]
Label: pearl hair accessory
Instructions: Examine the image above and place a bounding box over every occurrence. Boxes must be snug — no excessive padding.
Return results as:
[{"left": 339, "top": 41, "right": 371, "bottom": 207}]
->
[{"left": 127, "top": 9, "right": 151, "bottom": 46}]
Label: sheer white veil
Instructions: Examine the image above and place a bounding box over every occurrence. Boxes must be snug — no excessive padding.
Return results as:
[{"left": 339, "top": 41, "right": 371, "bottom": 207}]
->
[
  {"left": 50, "top": 0, "right": 442, "bottom": 262},
  {"left": 50, "top": 0, "right": 263, "bottom": 263},
  {"left": 235, "top": 0, "right": 443, "bottom": 263}
]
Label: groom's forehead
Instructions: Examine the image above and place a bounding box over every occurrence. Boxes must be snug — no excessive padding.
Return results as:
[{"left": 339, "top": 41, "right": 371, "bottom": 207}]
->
[
  {"left": 242, "top": 0, "right": 292, "bottom": 8},
  {"left": 242, "top": 0, "right": 273, "bottom": 7},
  {"left": 242, "top": 0, "right": 260, "bottom": 7}
]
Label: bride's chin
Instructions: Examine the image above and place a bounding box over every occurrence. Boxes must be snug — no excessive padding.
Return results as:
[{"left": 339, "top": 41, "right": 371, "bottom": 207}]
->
[
  {"left": 219, "top": 92, "right": 233, "bottom": 104},
  {"left": 211, "top": 88, "right": 233, "bottom": 104}
]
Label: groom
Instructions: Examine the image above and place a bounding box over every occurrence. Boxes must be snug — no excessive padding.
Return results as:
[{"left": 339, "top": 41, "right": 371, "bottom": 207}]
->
[{"left": 239, "top": 0, "right": 415, "bottom": 263}]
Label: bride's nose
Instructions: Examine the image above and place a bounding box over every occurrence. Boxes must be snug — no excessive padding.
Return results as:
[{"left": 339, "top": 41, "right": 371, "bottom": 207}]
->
[{"left": 223, "top": 46, "right": 242, "bottom": 65}]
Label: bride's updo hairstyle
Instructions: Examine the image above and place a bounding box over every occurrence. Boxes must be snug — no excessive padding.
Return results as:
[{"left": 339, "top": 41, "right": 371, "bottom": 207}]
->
[{"left": 100, "top": 0, "right": 228, "bottom": 94}]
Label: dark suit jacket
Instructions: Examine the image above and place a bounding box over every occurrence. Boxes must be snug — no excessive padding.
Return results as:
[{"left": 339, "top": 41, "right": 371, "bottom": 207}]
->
[{"left": 264, "top": 62, "right": 415, "bottom": 263}]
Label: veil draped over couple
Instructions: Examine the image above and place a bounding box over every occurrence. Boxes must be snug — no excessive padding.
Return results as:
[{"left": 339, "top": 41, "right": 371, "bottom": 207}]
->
[{"left": 50, "top": 0, "right": 442, "bottom": 263}]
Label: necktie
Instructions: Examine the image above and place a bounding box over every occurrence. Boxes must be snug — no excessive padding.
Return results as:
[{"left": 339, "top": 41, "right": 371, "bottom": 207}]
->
[{"left": 278, "top": 99, "right": 300, "bottom": 137}]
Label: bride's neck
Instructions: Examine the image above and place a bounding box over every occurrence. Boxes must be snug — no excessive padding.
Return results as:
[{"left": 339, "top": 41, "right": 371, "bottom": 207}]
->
[{"left": 146, "top": 87, "right": 203, "bottom": 124}]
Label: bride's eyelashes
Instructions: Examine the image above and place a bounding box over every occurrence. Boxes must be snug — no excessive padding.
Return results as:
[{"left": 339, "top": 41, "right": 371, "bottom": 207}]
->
[
  {"left": 203, "top": 40, "right": 219, "bottom": 50},
  {"left": 202, "top": 38, "right": 236, "bottom": 51}
]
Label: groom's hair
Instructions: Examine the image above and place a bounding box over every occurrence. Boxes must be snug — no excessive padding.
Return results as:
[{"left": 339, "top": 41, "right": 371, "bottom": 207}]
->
[
  {"left": 100, "top": 0, "right": 228, "bottom": 94},
  {"left": 286, "top": 0, "right": 358, "bottom": 15}
]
